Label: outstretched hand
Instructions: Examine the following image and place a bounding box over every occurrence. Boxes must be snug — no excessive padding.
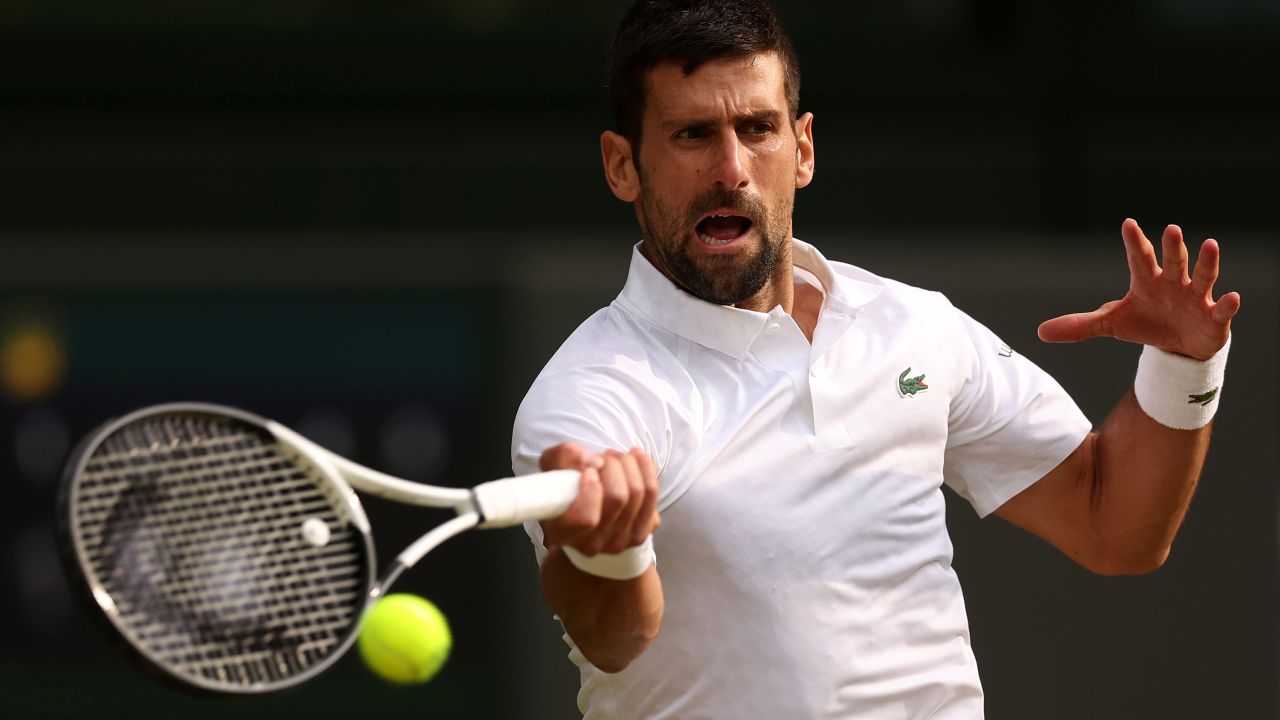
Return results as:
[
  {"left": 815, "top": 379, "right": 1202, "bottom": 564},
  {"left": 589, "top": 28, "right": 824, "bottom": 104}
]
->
[{"left": 1038, "top": 219, "right": 1240, "bottom": 360}]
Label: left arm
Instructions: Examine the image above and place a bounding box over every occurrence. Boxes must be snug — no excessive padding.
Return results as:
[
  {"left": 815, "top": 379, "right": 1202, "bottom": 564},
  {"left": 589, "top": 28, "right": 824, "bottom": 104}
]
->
[{"left": 995, "top": 219, "right": 1240, "bottom": 575}]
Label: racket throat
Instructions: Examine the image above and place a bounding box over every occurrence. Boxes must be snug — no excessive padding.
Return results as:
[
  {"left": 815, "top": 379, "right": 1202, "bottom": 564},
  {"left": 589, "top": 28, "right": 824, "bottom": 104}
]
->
[{"left": 371, "top": 559, "right": 409, "bottom": 601}]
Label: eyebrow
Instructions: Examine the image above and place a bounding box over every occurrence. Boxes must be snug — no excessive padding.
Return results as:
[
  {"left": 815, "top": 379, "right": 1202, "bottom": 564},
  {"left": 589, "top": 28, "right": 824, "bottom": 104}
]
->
[{"left": 661, "top": 110, "right": 786, "bottom": 132}]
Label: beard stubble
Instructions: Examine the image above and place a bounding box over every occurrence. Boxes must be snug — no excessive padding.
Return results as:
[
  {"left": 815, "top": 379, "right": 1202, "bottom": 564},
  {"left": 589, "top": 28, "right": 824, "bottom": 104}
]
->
[{"left": 636, "top": 184, "right": 792, "bottom": 306}]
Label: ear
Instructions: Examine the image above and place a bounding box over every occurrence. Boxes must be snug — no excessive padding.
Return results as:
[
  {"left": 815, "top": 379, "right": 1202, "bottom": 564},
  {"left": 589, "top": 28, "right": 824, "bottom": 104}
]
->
[
  {"left": 794, "top": 112, "right": 815, "bottom": 189},
  {"left": 601, "top": 130, "right": 640, "bottom": 202}
]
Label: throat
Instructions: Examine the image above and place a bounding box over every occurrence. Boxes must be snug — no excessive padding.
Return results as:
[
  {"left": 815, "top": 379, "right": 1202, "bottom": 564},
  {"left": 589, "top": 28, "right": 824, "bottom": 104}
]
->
[{"left": 791, "top": 280, "right": 823, "bottom": 343}]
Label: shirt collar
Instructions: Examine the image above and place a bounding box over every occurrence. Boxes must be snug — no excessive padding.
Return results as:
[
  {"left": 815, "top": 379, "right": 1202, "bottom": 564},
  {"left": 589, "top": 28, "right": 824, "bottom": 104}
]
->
[{"left": 618, "top": 238, "right": 884, "bottom": 360}]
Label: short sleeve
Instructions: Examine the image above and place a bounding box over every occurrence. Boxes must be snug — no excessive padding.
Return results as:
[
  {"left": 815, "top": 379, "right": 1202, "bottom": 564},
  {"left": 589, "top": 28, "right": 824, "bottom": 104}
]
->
[
  {"left": 511, "top": 367, "right": 655, "bottom": 477},
  {"left": 943, "top": 309, "right": 1093, "bottom": 517},
  {"left": 511, "top": 361, "right": 668, "bottom": 564}
]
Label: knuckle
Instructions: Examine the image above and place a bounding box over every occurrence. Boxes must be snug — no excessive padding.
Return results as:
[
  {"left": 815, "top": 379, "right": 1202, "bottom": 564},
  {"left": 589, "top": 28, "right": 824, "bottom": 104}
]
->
[
  {"left": 598, "top": 454, "right": 620, "bottom": 477},
  {"left": 540, "top": 441, "right": 580, "bottom": 471}
]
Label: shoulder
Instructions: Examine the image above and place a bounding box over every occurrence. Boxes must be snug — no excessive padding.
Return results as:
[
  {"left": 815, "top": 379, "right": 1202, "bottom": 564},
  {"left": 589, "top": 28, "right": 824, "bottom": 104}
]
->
[
  {"left": 528, "top": 302, "right": 689, "bottom": 401},
  {"left": 512, "top": 301, "right": 693, "bottom": 462}
]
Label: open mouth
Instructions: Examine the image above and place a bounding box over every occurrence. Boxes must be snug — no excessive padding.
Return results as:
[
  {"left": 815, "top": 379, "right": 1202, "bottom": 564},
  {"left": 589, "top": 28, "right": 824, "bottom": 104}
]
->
[{"left": 695, "top": 213, "right": 754, "bottom": 246}]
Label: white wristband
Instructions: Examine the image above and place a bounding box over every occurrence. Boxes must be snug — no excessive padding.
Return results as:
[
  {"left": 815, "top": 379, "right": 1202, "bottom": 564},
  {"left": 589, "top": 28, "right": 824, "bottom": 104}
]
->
[
  {"left": 562, "top": 536, "right": 655, "bottom": 580},
  {"left": 1134, "top": 334, "right": 1230, "bottom": 430}
]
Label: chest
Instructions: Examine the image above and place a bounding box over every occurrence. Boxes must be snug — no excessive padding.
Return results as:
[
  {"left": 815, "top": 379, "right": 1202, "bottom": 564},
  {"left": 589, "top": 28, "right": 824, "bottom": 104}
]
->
[{"left": 656, "top": 309, "right": 961, "bottom": 578}]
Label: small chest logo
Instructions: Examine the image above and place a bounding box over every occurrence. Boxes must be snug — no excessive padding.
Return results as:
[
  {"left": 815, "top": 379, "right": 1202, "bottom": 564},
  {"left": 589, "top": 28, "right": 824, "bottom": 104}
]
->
[{"left": 898, "top": 367, "right": 928, "bottom": 397}]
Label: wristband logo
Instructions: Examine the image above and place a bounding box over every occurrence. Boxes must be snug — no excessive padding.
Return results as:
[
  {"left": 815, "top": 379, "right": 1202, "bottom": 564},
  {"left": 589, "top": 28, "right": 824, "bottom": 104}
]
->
[
  {"left": 1188, "top": 387, "right": 1219, "bottom": 406},
  {"left": 898, "top": 368, "right": 928, "bottom": 398}
]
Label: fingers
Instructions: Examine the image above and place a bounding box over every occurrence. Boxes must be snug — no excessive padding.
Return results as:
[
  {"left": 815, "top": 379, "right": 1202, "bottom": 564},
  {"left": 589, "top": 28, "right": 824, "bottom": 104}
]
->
[
  {"left": 1211, "top": 291, "right": 1242, "bottom": 325},
  {"left": 1194, "top": 238, "right": 1239, "bottom": 325},
  {"left": 543, "top": 465, "right": 604, "bottom": 547},
  {"left": 1160, "top": 224, "right": 1189, "bottom": 282},
  {"left": 630, "top": 448, "right": 661, "bottom": 542},
  {"left": 1037, "top": 301, "right": 1119, "bottom": 343},
  {"left": 1121, "top": 218, "right": 1160, "bottom": 281},
  {"left": 1058, "top": 219, "right": 1238, "bottom": 356},
  {"left": 540, "top": 444, "right": 660, "bottom": 557},
  {"left": 1190, "top": 238, "right": 1220, "bottom": 298},
  {"left": 595, "top": 450, "right": 640, "bottom": 553},
  {"left": 540, "top": 442, "right": 592, "bottom": 472},
  {"left": 539, "top": 442, "right": 602, "bottom": 547}
]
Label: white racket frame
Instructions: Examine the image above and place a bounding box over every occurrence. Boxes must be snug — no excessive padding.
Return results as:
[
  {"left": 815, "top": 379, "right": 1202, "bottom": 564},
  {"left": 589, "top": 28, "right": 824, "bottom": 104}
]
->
[{"left": 63, "top": 402, "right": 579, "bottom": 695}]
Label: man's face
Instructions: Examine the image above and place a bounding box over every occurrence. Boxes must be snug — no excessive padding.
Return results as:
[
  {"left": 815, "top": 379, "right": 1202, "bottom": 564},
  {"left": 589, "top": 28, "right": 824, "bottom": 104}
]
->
[{"left": 625, "top": 52, "right": 814, "bottom": 306}]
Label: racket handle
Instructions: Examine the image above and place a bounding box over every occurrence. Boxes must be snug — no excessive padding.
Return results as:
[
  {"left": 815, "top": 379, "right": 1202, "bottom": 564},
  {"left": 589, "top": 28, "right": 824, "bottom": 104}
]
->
[{"left": 473, "top": 469, "right": 580, "bottom": 528}]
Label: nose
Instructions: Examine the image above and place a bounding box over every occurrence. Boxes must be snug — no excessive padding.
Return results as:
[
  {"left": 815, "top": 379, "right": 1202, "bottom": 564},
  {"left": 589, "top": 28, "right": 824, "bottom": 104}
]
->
[{"left": 710, "top": 132, "right": 750, "bottom": 191}]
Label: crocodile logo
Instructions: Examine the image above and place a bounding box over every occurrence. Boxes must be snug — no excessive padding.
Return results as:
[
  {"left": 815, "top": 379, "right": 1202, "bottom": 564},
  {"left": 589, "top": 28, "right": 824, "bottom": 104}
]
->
[
  {"left": 1188, "top": 388, "right": 1219, "bottom": 406},
  {"left": 898, "top": 368, "right": 928, "bottom": 397}
]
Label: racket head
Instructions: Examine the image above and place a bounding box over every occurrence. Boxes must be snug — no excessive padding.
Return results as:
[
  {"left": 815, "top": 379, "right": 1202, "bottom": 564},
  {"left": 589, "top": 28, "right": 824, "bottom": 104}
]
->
[{"left": 56, "top": 403, "right": 377, "bottom": 695}]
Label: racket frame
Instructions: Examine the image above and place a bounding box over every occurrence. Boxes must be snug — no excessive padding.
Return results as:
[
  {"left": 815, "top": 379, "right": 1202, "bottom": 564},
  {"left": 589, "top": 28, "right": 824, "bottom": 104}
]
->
[
  {"left": 57, "top": 403, "right": 381, "bottom": 695},
  {"left": 56, "top": 401, "right": 579, "bottom": 696}
]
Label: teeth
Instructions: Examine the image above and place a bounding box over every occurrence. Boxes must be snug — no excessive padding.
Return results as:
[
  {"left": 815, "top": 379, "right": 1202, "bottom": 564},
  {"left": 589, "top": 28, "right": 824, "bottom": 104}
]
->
[{"left": 698, "top": 231, "right": 733, "bottom": 246}]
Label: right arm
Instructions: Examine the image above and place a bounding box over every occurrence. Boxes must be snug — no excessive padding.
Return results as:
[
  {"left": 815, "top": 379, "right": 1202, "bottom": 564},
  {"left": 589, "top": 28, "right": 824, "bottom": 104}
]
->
[{"left": 537, "top": 443, "right": 663, "bottom": 673}]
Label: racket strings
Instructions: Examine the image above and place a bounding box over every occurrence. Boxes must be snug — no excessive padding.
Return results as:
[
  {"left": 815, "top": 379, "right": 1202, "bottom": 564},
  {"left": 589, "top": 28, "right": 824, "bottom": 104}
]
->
[{"left": 71, "top": 413, "right": 369, "bottom": 690}]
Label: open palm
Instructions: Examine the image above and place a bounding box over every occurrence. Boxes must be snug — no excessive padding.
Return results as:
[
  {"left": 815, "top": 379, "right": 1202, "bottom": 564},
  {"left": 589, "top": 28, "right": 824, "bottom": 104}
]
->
[{"left": 1038, "top": 219, "right": 1240, "bottom": 361}]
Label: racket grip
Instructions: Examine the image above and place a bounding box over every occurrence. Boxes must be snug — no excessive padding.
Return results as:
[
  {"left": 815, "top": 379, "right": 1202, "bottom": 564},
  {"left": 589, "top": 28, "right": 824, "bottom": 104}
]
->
[{"left": 473, "top": 469, "right": 580, "bottom": 528}]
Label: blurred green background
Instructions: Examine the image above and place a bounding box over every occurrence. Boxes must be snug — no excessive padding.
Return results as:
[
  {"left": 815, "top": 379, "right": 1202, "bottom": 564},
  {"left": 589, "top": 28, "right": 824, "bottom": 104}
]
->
[{"left": 1, "top": 1, "right": 1276, "bottom": 718}]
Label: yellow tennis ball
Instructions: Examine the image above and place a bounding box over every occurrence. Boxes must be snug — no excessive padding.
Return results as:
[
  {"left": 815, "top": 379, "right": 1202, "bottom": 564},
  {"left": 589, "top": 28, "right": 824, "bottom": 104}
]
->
[{"left": 358, "top": 594, "right": 452, "bottom": 685}]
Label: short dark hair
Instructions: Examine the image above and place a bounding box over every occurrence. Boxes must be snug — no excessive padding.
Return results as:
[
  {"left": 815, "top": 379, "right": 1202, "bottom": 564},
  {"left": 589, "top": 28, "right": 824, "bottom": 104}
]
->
[{"left": 608, "top": 0, "right": 801, "bottom": 149}]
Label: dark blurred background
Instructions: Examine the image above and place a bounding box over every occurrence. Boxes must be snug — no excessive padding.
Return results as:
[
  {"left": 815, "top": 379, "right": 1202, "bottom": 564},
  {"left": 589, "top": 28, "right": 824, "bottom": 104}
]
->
[{"left": 1, "top": 1, "right": 1276, "bottom": 718}]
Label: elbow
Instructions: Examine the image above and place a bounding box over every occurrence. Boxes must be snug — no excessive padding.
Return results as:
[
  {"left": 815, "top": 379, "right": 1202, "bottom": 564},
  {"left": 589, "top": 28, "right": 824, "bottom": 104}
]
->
[
  {"left": 589, "top": 655, "right": 636, "bottom": 675},
  {"left": 1080, "top": 545, "right": 1171, "bottom": 577},
  {"left": 579, "top": 626, "right": 660, "bottom": 674}
]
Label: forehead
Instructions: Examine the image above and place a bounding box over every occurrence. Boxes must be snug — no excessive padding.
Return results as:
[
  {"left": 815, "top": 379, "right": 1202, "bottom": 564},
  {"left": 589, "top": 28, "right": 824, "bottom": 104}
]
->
[{"left": 643, "top": 52, "right": 788, "bottom": 123}]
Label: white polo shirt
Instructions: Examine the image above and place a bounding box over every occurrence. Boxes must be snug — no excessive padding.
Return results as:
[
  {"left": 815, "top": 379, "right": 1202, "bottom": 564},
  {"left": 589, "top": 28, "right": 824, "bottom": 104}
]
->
[{"left": 512, "top": 239, "right": 1091, "bottom": 720}]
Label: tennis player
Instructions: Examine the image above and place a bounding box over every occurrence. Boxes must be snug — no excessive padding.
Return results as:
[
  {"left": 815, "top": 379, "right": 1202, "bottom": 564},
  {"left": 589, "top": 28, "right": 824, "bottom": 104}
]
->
[{"left": 512, "top": 1, "right": 1239, "bottom": 717}]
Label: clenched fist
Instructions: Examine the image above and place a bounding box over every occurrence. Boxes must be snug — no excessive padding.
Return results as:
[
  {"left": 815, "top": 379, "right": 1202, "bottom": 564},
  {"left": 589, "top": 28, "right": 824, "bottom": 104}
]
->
[{"left": 538, "top": 442, "right": 661, "bottom": 556}]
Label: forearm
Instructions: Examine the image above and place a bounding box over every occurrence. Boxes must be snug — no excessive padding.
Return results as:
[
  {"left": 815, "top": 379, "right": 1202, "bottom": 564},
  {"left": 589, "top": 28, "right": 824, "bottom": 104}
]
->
[
  {"left": 540, "top": 547, "right": 664, "bottom": 673},
  {"left": 1014, "top": 219, "right": 1235, "bottom": 574},
  {"left": 1087, "top": 388, "right": 1212, "bottom": 572}
]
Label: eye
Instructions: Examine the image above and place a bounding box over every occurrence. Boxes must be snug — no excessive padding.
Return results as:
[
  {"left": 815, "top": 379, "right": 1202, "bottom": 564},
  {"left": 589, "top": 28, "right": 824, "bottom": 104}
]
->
[
  {"left": 741, "top": 122, "right": 773, "bottom": 136},
  {"left": 675, "top": 127, "right": 710, "bottom": 141}
]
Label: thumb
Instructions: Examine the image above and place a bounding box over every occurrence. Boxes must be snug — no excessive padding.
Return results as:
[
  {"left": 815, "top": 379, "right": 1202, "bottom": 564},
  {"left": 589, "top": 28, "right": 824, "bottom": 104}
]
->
[{"left": 1037, "top": 303, "right": 1116, "bottom": 344}]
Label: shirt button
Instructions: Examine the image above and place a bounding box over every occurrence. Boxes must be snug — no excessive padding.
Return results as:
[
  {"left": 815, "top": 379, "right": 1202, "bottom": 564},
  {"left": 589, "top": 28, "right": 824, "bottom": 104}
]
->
[{"left": 764, "top": 323, "right": 781, "bottom": 336}]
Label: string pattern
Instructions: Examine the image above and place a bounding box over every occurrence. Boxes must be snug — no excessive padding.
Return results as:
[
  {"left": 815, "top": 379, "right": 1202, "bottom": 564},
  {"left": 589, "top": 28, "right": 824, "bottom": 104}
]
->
[{"left": 70, "top": 413, "right": 369, "bottom": 691}]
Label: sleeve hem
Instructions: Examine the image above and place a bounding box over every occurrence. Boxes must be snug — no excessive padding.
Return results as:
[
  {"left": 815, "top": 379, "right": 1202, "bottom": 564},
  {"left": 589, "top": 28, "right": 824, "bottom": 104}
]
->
[{"left": 972, "top": 419, "right": 1093, "bottom": 518}]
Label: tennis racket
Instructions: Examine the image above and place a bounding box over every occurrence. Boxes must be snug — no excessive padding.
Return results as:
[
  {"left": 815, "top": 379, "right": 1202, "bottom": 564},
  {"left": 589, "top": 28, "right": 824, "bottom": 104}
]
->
[{"left": 55, "top": 402, "right": 578, "bottom": 696}]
